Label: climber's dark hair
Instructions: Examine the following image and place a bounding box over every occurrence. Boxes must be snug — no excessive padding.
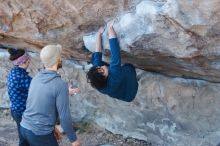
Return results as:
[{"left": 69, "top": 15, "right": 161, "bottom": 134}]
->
[
  {"left": 87, "top": 66, "right": 107, "bottom": 90},
  {"left": 8, "top": 48, "right": 25, "bottom": 61}
]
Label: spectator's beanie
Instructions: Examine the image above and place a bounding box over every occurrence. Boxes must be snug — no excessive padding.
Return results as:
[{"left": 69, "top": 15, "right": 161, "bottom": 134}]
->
[{"left": 40, "top": 44, "right": 62, "bottom": 68}]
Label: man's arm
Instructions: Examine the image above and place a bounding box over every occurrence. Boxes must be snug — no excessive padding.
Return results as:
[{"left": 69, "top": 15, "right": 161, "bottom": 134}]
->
[
  {"left": 56, "top": 83, "right": 79, "bottom": 145},
  {"left": 95, "top": 27, "right": 104, "bottom": 52},
  {"left": 91, "top": 27, "right": 105, "bottom": 66},
  {"left": 108, "top": 20, "right": 121, "bottom": 73}
]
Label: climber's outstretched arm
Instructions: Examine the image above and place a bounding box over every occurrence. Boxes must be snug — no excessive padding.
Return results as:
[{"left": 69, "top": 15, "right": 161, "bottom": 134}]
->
[
  {"left": 91, "top": 27, "right": 105, "bottom": 66},
  {"left": 95, "top": 27, "right": 105, "bottom": 52},
  {"left": 108, "top": 20, "right": 121, "bottom": 72},
  {"left": 108, "top": 20, "right": 117, "bottom": 39}
]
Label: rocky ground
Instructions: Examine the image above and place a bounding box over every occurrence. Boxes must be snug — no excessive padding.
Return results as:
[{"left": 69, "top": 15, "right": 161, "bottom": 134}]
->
[{"left": 0, "top": 109, "right": 151, "bottom": 146}]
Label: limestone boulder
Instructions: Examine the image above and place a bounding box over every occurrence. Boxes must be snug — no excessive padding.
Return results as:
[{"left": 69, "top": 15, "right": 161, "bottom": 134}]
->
[{"left": 0, "top": 0, "right": 220, "bottom": 82}]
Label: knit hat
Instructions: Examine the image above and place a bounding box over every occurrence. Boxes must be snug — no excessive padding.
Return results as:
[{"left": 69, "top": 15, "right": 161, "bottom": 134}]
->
[{"left": 40, "top": 44, "right": 62, "bottom": 68}]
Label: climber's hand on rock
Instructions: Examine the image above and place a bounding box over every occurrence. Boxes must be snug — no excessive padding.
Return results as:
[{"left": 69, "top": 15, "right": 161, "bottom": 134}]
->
[
  {"left": 107, "top": 19, "right": 115, "bottom": 29},
  {"left": 97, "top": 27, "right": 105, "bottom": 35},
  {"left": 107, "top": 19, "right": 117, "bottom": 38}
]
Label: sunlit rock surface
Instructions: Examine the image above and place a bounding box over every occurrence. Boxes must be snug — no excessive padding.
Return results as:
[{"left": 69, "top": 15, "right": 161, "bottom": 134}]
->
[
  {"left": 0, "top": 0, "right": 220, "bottom": 82},
  {"left": 84, "top": 0, "right": 220, "bottom": 82}
]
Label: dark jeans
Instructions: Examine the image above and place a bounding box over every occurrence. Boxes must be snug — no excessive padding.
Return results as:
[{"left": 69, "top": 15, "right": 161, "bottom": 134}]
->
[
  {"left": 11, "top": 111, "right": 29, "bottom": 146},
  {"left": 20, "top": 126, "right": 58, "bottom": 146}
]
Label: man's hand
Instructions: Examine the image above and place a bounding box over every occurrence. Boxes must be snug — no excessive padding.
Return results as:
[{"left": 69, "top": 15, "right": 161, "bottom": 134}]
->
[
  {"left": 69, "top": 86, "right": 80, "bottom": 96},
  {"left": 54, "top": 126, "right": 63, "bottom": 140},
  {"left": 107, "top": 20, "right": 117, "bottom": 38},
  {"left": 72, "top": 140, "right": 80, "bottom": 146},
  {"left": 107, "top": 19, "right": 115, "bottom": 29},
  {"left": 97, "top": 27, "right": 105, "bottom": 35}
]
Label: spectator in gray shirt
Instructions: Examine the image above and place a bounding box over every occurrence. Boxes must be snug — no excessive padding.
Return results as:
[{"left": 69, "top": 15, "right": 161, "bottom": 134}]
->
[{"left": 20, "top": 44, "right": 80, "bottom": 146}]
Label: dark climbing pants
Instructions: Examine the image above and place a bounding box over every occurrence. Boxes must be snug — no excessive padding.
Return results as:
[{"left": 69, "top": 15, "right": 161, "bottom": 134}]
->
[
  {"left": 11, "top": 111, "right": 29, "bottom": 146},
  {"left": 20, "top": 126, "right": 58, "bottom": 146}
]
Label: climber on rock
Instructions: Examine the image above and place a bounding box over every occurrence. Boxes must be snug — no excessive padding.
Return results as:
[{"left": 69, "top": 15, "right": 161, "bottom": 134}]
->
[{"left": 87, "top": 20, "right": 139, "bottom": 102}]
